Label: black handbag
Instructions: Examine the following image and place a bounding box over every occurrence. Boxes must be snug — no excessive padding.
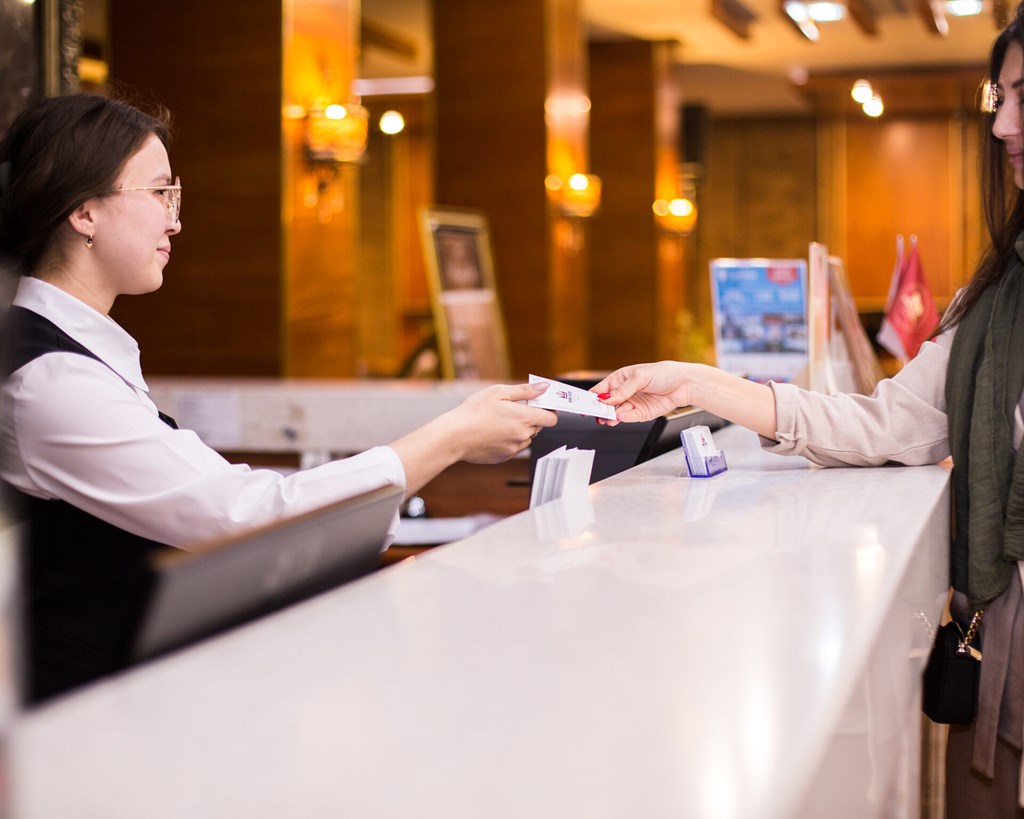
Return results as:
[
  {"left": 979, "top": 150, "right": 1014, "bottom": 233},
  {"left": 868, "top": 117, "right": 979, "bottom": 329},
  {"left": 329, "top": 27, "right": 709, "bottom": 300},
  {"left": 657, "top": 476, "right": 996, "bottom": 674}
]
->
[{"left": 922, "top": 610, "right": 984, "bottom": 725}]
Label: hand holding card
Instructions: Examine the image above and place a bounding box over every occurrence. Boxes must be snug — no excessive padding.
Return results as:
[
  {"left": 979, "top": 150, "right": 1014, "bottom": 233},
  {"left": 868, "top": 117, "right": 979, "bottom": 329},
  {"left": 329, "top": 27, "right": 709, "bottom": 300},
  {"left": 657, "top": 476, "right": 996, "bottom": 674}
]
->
[{"left": 527, "top": 375, "right": 617, "bottom": 420}]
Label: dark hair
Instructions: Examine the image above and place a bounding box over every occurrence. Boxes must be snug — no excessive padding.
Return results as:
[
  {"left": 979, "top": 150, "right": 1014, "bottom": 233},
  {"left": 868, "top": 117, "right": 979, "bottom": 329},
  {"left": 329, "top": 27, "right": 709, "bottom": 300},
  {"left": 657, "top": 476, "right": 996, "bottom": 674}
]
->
[
  {"left": 0, "top": 93, "right": 171, "bottom": 276},
  {"left": 939, "top": 3, "right": 1024, "bottom": 331}
]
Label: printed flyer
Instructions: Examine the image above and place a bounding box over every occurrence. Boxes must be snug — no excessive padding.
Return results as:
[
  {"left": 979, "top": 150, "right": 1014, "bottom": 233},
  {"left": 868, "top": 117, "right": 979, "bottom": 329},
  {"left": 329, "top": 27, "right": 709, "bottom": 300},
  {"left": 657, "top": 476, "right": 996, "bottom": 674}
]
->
[{"left": 709, "top": 258, "right": 808, "bottom": 383}]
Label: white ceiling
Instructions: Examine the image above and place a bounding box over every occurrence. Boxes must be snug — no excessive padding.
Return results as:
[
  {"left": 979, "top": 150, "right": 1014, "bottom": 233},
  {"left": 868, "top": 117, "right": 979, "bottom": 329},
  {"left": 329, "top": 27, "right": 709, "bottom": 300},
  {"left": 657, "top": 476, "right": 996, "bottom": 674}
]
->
[{"left": 361, "top": 0, "right": 1000, "bottom": 114}]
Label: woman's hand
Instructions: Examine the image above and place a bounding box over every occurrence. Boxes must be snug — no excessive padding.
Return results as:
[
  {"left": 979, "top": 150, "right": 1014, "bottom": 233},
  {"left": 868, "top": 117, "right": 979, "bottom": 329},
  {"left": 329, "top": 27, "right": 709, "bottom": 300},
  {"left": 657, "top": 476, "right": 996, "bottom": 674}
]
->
[
  {"left": 591, "top": 361, "right": 778, "bottom": 439},
  {"left": 590, "top": 362, "right": 693, "bottom": 425},
  {"left": 389, "top": 381, "right": 557, "bottom": 495}
]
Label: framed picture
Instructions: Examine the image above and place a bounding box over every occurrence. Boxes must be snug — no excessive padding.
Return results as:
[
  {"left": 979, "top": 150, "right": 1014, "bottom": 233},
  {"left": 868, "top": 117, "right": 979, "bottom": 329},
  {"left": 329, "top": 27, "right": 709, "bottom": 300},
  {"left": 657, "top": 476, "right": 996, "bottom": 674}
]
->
[{"left": 419, "top": 207, "right": 511, "bottom": 380}]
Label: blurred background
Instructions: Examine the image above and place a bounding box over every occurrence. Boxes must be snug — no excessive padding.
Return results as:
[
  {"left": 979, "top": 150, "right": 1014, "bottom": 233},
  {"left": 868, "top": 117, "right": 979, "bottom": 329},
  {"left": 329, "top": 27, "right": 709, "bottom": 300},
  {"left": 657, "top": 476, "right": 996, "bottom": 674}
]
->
[{"left": 0, "top": 0, "right": 1001, "bottom": 380}]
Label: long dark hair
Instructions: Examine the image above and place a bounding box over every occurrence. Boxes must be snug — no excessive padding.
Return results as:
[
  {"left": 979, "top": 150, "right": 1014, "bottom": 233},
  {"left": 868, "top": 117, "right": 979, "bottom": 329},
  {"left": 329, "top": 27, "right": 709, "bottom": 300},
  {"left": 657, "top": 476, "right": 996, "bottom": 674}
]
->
[
  {"left": 939, "top": 6, "right": 1024, "bottom": 331},
  {"left": 0, "top": 94, "right": 171, "bottom": 276}
]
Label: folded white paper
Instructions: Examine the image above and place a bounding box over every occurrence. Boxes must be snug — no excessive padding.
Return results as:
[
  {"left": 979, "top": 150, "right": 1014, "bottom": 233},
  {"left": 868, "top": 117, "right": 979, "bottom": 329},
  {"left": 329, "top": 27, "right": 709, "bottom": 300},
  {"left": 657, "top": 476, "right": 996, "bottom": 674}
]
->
[
  {"left": 527, "top": 374, "right": 616, "bottom": 420},
  {"left": 530, "top": 446, "right": 595, "bottom": 508}
]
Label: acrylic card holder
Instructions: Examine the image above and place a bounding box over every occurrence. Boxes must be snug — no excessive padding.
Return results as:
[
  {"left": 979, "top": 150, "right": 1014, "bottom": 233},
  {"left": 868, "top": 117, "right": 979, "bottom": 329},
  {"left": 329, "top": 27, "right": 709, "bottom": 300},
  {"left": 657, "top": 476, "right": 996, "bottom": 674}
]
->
[{"left": 681, "top": 426, "right": 728, "bottom": 478}]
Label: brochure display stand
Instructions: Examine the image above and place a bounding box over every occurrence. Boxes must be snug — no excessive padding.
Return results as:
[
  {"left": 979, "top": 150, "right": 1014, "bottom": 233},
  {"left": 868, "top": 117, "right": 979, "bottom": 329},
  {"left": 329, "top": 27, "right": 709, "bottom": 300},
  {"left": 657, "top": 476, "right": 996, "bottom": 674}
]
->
[{"left": 711, "top": 246, "right": 883, "bottom": 396}]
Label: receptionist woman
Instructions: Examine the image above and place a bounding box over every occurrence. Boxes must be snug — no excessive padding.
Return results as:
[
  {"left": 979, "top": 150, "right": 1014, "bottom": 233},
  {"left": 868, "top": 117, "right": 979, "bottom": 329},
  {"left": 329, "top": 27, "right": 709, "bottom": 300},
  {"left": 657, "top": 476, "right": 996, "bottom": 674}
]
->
[
  {"left": 593, "top": 10, "right": 1024, "bottom": 815},
  {"left": 0, "top": 93, "right": 556, "bottom": 703}
]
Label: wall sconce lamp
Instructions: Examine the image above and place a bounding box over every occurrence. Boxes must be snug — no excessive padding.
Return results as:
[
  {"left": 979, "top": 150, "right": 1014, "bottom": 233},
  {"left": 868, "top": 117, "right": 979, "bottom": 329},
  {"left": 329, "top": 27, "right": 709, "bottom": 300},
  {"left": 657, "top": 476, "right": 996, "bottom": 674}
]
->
[
  {"left": 653, "top": 197, "right": 698, "bottom": 235},
  {"left": 545, "top": 172, "right": 602, "bottom": 218},
  {"left": 304, "top": 102, "right": 370, "bottom": 164}
]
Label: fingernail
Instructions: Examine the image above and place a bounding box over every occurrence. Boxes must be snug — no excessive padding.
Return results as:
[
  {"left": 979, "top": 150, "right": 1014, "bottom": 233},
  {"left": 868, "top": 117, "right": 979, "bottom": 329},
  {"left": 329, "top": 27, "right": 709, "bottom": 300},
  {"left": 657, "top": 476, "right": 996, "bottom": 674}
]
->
[{"left": 597, "top": 392, "right": 611, "bottom": 400}]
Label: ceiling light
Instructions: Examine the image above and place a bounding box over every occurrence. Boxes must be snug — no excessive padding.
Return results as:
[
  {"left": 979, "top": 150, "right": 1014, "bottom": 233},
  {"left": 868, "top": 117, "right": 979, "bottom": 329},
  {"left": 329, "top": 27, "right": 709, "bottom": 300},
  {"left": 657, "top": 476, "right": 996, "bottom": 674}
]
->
[
  {"left": 784, "top": 0, "right": 809, "bottom": 21},
  {"left": 863, "top": 94, "right": 884, "bottom": 117},
  {"left": 783, "top": 0, "right": 821, "bottom": 40},
  {"left": 806, "top": 2, "right": 845, "bottom": 21},
  {"left": 851, "top": 79, "right": 873, "bottom": 103},
  {"left": 946, "top": 0, "right": 982, "bottom": 15}
]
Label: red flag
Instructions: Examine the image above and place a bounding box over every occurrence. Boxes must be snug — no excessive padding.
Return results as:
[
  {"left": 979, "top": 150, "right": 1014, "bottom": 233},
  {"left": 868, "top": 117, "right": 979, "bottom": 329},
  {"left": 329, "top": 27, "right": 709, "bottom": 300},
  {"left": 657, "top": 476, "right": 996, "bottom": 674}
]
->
[{"left": 876, "top": 240, "right": 939, "bottom": 361}]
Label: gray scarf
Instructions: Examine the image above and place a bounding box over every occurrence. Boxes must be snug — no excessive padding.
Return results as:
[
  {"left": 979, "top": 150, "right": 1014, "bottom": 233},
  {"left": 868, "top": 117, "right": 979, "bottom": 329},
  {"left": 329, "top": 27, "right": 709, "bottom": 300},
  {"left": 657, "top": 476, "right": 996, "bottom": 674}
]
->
[{"left": 946, "top": 236, "right": 1024, "bottom": 609}]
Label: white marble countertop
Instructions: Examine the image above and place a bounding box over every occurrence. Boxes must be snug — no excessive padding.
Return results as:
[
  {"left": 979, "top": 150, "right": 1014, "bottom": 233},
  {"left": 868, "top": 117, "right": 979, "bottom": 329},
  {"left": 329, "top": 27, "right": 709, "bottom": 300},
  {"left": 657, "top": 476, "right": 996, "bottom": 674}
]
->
[{"left": 9, "top": 426, "right": 951, "bottom": 819}]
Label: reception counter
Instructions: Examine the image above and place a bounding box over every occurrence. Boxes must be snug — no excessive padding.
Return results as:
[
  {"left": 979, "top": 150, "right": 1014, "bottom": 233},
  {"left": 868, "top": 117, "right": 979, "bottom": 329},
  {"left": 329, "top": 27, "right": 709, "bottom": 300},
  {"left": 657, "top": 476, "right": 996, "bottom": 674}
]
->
[{"left": 9, "top": 426, "right": 951, "bottom": 818}]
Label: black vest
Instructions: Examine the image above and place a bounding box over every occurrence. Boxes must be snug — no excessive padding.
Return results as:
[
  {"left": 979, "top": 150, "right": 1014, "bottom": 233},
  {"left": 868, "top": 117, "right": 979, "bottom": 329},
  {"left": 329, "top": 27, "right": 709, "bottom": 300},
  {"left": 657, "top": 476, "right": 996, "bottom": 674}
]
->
[{"left": 0, "top": 306, "right": 175, "bottom": 704}]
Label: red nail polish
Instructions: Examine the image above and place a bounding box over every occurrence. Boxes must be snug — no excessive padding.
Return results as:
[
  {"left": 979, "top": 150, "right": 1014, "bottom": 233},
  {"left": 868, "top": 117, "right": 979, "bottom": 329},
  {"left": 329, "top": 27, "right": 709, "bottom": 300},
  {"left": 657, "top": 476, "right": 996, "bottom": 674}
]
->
[{"left": 597, "top": 392, "right": 611, "bottom": 400}]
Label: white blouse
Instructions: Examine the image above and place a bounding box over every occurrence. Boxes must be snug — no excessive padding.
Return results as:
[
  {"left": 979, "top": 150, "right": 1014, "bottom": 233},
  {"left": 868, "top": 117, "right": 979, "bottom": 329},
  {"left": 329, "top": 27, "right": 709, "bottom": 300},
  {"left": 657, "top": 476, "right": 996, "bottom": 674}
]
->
[{"left": 0, "top": 277, "right": 405, "bottom": 550}]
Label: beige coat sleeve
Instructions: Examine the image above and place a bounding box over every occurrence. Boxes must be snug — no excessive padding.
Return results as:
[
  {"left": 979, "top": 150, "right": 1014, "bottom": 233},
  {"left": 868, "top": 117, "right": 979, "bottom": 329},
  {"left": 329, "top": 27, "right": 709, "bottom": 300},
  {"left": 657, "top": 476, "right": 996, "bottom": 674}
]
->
[{"left": 761, "top": 330, "right": 953, "bottom": 467}]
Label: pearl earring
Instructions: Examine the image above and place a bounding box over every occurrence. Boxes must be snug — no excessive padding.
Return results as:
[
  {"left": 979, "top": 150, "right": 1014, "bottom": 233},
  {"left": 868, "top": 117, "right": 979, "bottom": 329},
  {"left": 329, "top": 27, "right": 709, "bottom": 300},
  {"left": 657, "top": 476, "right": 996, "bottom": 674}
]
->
[{"left": 85, "top": 236, "right": 93, "bottom": 249}]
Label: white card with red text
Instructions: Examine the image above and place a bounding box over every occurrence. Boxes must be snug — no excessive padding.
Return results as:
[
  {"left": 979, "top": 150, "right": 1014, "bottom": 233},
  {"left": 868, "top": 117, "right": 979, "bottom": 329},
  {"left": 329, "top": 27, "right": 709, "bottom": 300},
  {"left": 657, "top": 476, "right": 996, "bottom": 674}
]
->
[{"left": 527, "top": 374, "right": 616, "bottom": 420}]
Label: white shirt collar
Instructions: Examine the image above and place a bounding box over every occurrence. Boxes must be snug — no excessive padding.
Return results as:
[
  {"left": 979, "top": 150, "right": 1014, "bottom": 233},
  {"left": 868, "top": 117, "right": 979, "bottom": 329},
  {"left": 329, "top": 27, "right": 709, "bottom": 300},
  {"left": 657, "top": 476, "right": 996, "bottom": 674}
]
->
[{"left": 12, "top": 277, "right": 149, "bottom": 392}]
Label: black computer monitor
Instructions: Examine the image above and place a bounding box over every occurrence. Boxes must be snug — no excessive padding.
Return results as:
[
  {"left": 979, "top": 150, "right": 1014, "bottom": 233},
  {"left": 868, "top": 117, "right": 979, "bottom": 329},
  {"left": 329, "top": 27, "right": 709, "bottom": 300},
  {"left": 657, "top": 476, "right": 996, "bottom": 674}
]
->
[{"left": 130, "top": 484, "right": 402, "bottom": 664}]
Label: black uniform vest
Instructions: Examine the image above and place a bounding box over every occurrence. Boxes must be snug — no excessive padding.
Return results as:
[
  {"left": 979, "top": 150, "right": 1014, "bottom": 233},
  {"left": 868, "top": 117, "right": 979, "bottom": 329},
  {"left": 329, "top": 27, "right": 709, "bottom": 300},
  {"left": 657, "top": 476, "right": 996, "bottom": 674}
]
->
[{"left": 0, "top": 306, "right": 175, "bottom": 704}]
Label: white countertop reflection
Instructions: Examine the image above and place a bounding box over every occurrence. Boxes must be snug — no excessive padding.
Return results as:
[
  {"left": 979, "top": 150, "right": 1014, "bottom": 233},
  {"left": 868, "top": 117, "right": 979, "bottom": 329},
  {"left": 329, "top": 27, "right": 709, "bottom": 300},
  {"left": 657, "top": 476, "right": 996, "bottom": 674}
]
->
[{"left": 9, "top": 426, "right": 950, "bottom": 819}]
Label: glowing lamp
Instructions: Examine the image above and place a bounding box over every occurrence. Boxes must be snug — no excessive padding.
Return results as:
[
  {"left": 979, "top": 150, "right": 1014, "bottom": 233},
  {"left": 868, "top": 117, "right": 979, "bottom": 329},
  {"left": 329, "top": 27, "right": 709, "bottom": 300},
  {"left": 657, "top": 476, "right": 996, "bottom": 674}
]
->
[
  {"left": 305, "top": 103, "right": 369, "bottom": 164},
  {"left": 545, "top": 172, "right": 602, "bottom": 218},
  {"left": 653, "top": 198, "right": 698, "bottom": 235}
]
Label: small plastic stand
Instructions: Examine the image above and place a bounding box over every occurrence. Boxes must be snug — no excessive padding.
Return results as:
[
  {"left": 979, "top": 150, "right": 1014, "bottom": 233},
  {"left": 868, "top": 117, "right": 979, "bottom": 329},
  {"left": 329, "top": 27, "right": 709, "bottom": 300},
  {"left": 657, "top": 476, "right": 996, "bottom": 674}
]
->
[
  {"left": 683, "top": 449, "right": 728, "bottom": 478},
  {"left": 681, "top": 426, "right": 728, "bottom": 478}
]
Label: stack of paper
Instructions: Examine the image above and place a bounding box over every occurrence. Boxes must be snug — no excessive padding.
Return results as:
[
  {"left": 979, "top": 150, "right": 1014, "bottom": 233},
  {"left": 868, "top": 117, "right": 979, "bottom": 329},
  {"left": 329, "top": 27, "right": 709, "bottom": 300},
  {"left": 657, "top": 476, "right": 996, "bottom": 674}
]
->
[{"left": 529, "top": 446, "right": 595, "bottom": 508}]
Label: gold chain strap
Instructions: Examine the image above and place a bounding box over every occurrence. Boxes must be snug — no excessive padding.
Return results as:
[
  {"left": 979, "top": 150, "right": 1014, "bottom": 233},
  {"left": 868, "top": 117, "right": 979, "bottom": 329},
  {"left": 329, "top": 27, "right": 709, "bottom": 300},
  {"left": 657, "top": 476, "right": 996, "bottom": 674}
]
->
[{"left": 957, "top": 609, "right": 985, "bottom": 660}]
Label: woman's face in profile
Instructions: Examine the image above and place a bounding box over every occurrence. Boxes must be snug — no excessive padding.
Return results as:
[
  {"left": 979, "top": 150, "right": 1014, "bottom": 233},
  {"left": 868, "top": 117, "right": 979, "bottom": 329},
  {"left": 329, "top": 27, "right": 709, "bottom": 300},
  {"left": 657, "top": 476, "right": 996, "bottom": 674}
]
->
[
  {"left": 87, "top": 134, "right": 181, "bottom": 303},
  {"left": 993, "top": 41, "right": 1024, "bottom": 191}
]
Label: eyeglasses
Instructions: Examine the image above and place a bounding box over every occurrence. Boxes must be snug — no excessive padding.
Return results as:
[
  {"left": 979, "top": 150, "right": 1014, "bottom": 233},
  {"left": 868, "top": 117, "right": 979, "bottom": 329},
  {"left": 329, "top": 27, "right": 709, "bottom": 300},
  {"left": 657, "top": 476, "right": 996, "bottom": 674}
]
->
[{"left": 118, "top": 176, "right": 182, "bottom": 222}]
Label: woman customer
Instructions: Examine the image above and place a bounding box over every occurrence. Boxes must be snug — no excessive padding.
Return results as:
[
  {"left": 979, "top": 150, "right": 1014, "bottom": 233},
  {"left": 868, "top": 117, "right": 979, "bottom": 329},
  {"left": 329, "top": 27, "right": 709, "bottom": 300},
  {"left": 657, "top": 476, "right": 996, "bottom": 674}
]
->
[
  {"left": 593, "top": 8, "right": 1024, "bottom": 816},
  {"left": 0, "top": 93, "right": 556, "bottom": 703}
]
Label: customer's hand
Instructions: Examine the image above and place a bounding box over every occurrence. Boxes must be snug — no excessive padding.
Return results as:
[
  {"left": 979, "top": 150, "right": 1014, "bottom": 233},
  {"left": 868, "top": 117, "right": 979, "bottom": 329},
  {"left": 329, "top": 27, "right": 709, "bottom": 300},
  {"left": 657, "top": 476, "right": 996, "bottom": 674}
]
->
[{"left": 591, "top": 362, "right": 692, "bottom": 424}]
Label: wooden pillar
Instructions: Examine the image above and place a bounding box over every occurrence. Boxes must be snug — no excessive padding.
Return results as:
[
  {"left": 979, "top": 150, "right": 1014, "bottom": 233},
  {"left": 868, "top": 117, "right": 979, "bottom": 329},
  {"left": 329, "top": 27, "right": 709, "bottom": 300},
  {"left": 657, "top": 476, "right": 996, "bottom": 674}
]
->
[
  {"left": 109, "top": 0, "right": 285, "bottom": 375},
  {"left": 433, "top": 0, "right": 590, "bottom": 377},
  {"left": 588, "top": 40, "right": 685, "bottom": 370},
  {"left": 109, "top": 0, "right": 362, "bottom": 377}
]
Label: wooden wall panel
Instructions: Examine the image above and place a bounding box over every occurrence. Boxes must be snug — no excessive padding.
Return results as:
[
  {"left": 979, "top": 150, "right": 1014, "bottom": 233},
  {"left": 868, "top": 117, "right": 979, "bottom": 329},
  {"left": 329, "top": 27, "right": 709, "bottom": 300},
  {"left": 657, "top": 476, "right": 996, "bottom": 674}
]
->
[
  {"left": 433, "top": 0, "right": 550, "bottom": 377},
  {"left": 109, "top": 1, "right": 284, "bottom": 376},
  {"left": 841, "top": 117, "right": 966, "bottom": 309},
  {"left": 588, "top": 41, "right": 661, "bottom": 370}
]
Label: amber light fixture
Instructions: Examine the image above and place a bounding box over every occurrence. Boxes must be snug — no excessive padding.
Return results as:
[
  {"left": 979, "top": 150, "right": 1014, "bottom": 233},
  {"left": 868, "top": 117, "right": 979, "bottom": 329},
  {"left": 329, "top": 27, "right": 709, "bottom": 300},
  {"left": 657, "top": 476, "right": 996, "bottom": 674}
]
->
[
  {"left": 653, "top": 197, "right": 698, "bottom": 235},
  {"left": 545, "top": 172, "right": 602, "bottom": 218},
  {"left": 303, "top": 102, "right": 370, "bottom": 164}
]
